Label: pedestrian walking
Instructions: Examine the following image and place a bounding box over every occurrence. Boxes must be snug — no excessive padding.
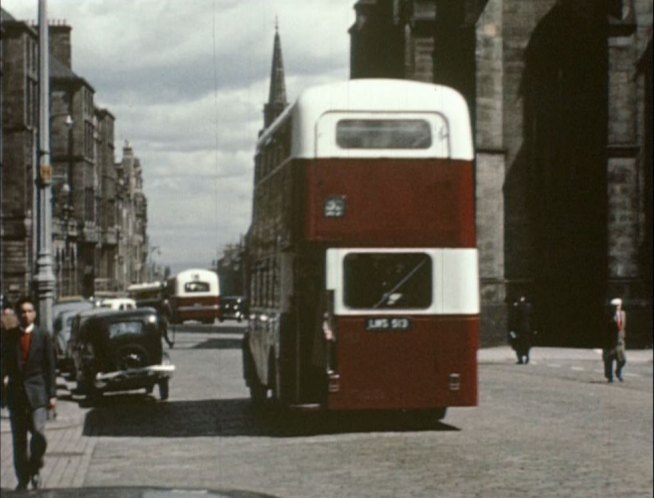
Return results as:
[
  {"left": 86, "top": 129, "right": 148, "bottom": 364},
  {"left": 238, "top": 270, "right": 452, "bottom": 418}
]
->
[
  {"left": 1, "top": 298, "right": 19, "bottom": 418},
  {"left": 0, "top": 296, "right": 57, "bottom": 490},
  {"left": 508, "top": 295, "right": 537, "bottom": 364},
  {"left": 1, "top": 295, "right": 18, "bottom": 331},
  {"left": 602, "top": 297, "right": 627, "bottom": 383}
]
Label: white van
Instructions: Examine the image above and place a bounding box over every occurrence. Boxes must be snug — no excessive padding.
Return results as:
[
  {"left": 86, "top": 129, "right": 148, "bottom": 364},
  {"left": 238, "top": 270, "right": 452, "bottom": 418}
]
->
[{"left": 97, "top": 298, "right": 137, "bottom": 311}]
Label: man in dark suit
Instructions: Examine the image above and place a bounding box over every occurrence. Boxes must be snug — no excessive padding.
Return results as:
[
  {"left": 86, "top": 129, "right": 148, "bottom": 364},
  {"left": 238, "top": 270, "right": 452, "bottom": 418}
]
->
[
  {"left": 1, "top": 296, "right": 57, "bottom": 490},
  {"left": 508, "top": 296, "right": 537, "bottom": 364}
]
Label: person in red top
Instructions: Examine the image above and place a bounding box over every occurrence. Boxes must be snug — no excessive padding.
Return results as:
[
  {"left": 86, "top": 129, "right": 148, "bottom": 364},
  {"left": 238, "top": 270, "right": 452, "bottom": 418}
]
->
[
  {"left": 602, "top": 297, "right": 627, "bottom": 383},
  {"left": 0, "top": 296, "right": 57, "bottom": 490}
]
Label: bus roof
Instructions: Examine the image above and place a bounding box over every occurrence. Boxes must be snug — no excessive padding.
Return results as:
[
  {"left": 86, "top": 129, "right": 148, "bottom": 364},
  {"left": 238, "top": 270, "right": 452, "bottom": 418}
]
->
[
  {"left": 170, "top": 269, "right": 219, "bottom": 295},
  {"left": 257, "top": 79, "right": 473, "bottom": 161},
  {"left": 127, "top": 282, "right": 164, "bottom": 292},
  {"left": 174, "top": 269, "right": 217, "bottom": 280}
]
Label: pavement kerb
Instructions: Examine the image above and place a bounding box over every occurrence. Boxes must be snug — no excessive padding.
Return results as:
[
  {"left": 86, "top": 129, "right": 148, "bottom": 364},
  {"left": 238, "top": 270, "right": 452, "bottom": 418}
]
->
[
  {"left": 1, "top": 399, "right": 86, "bottom": 434},
  {"left": 478, "top": 345, "right": 654, "bottom": 364}
]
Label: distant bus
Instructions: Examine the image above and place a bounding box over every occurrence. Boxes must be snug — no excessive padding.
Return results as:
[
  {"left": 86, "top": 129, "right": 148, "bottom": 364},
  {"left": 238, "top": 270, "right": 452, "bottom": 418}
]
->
[
  {"left": 243, "top": 79, "right": 479, "bottom": 420},
  {"left": 164, "top": 269, "right": 221, "bottom": 324}
]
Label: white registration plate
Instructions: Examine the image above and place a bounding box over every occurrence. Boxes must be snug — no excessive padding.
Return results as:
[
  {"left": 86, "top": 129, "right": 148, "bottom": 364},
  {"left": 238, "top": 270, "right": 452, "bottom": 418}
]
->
[{"left": 365, "top": 317, "right": 412, "bottom": 331}]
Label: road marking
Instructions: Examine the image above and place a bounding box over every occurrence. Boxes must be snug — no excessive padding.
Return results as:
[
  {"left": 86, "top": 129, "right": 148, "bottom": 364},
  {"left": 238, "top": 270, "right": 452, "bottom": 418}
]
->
[
  {"left": 547, "top": 363, "right": 562, "bottom": 368},
  {"left": 571, "top": 366, "right": 584, "bottom": 371}
]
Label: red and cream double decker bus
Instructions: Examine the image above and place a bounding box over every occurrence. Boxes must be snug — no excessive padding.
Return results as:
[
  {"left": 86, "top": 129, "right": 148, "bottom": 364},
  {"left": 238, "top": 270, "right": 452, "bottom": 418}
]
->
[{"left": 243, "top": 79, "right": 478, "bottom": 420}]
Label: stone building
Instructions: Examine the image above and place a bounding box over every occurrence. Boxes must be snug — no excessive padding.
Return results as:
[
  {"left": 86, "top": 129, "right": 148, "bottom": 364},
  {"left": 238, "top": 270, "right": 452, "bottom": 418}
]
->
[
  {"left": 349, "top": 0, "right": 652, "bottom": 346},
  {"left": 237, "top": 25, "right": 289, "bottom": 302},
  {"left": 216, "top": 239, "right": 246, "bottom": 297},
  {"left": 1, "top": 10, "right": 149, "bottom": 302},
  {"left": 1, "top": 9, "right": 39, "bottom": 304},
  {"left": 115, "top": 141, "right": 149, "bottom": 290},
  {"left": 263, "top": 24, "right": 288, "bottom": 131}
]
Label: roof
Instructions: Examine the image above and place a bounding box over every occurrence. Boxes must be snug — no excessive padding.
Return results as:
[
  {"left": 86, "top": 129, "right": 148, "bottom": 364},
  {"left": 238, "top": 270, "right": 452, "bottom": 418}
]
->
[
  {"left": 0, "top": 7, "right": 17, "bottom": 22},
  {"left": 50, "top": 55, "right": 77, "bottom": 80},
  {"left": 258, "top": 79, "right": 474, "bottom": 161},
  {"left": 1, "top": 8, "right": 36, "bottom": 37},
  {"left": 50, "top": 55, "right": 95, "bottom": 91}
]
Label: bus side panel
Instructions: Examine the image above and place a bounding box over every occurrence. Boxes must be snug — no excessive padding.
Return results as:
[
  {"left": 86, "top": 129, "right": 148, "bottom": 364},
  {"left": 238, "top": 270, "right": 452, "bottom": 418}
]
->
[
  {"left": 173, "top": 296, "right": 221, "bottom": 323},
  {"left": 304, "top": 159, "right": 476, "bottom": 247},
  {"left": 327, "top": 316, "right": 478, "bottom": 411}
]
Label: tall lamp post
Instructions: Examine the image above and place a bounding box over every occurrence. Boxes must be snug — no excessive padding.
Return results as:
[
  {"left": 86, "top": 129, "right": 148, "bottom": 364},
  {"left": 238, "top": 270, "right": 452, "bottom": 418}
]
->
[
  {"left": 148, "top": 246, "right": 161, "bottom": 281},
  {"left": 51, "top": 114, "right": 74, "bottom": 297},
  {"left": 33, "top": 0, "right": 55, "bottom": 332}
]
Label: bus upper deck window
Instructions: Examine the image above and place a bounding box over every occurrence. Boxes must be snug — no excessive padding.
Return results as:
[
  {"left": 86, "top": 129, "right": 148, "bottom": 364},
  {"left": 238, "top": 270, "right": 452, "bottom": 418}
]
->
[
  {"left": 336, "top": 119, "right": 432, "bottom": 150},
  {"left": 184, "top": 281, "right": 210, "bottom": 293}
]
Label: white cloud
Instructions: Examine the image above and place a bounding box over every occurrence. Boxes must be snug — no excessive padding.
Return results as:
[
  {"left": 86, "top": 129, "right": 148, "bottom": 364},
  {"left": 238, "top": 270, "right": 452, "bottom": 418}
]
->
[{"left": 2, "top": 0, "right": 353, "bottom": 273}]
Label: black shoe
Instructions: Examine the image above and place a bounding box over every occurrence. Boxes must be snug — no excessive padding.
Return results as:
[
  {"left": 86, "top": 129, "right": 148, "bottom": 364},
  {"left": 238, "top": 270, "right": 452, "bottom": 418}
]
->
[
  {"left": 31, "top": 472, "right": 41, "bottom": 489},
  {"left": 15, "top": 482, "right": 28, "bottom": 491},
  {"left": 616, "top": 373, "right": 623, "bottom": 382},
  {"left": 606, "top": 377, "right": 613, "bottom": 383}
]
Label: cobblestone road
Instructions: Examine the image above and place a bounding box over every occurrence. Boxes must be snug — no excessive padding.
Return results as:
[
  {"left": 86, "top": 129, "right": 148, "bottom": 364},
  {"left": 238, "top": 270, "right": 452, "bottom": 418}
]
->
[{"left": 2, "top": 324, "right": 652, "bottom": 497}]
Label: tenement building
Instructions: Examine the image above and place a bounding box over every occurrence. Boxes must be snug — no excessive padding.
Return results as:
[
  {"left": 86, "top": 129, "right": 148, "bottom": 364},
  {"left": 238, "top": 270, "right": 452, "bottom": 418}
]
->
[
  {"left": 350, "top": 0, "right": 652, "bottom": 346},
  {"left": 1, "top": 9, "right": 149, "bottom": 303}
]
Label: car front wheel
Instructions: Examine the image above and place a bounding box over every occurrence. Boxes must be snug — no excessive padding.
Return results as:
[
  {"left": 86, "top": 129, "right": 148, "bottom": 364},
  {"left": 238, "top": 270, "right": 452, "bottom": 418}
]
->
[{"left": 158, "top": 379, "right": 169, "bottom": 401}]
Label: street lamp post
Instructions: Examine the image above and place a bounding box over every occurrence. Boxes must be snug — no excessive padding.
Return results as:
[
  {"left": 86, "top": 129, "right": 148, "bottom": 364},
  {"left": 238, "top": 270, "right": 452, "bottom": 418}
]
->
[
  {"left": 56, "top": 114, "right": 74, "bottom": 296},
  {"left": 148, "top": 246, "right": 161, "bottom": 281},
  {"left": 33, "top": 0, "right": 55, "bottom": 332}
]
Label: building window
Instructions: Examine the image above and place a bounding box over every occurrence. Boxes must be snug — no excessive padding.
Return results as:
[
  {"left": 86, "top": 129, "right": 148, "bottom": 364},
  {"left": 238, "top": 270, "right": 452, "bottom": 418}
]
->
[
  {"left": 85, "top": 121, "right": 94, "bottom": 158},
  {"left": 85, "top": 187, "right": 94, "bottom": 222}
]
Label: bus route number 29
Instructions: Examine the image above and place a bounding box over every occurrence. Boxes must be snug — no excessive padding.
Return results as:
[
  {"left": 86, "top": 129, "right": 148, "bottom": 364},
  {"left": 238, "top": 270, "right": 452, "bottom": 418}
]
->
[{"left": 365, "top": 317, "right": 412, "bottom": 331}]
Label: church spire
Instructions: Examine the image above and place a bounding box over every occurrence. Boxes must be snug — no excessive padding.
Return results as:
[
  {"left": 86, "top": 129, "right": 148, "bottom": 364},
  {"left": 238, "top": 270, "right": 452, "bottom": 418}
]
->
[{"left": 264, "top": 21, "right": 288, "bottom": 128}]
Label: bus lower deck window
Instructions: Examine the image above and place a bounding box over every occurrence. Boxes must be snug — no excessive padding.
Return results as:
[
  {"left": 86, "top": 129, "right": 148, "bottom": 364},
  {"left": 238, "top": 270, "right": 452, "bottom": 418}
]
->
[{"left": 343, "top": 253, "right": 432, "bottom": 310}]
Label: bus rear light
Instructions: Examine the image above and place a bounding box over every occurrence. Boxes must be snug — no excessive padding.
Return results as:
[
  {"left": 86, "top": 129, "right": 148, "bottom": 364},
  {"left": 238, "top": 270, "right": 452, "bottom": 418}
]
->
[
  {"left": 449, "top": 373, "right": 461, "bottom": 391},
  {"left": 328, "top": 371, "right": 341, "bottom": 393}
]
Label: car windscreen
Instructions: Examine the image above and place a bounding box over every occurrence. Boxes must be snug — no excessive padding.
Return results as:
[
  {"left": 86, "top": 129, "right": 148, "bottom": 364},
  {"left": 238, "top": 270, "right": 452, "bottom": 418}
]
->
[
  {"left": 108, "top": 321, "right": 144, "bottom": 339},
  {"left": 343, "top": 252, "right": 432, "bottom": 310}
]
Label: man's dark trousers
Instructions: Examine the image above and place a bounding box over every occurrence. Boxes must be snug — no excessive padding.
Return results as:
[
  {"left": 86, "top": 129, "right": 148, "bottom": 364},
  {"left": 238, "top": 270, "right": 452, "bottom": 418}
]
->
[{"left": 9, "top": 400, "right": 48, "bottom": 485}]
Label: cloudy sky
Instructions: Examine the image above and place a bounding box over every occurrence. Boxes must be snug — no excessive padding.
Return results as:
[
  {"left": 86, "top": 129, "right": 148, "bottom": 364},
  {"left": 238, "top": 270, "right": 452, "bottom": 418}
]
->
[{"left": 3, "top": 0, "right": 354, "bottom": 274}]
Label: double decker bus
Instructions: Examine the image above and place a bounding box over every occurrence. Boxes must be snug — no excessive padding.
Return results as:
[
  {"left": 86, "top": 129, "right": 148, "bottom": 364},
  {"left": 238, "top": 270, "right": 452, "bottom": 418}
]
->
[{"left": 243, "top": 79, "right": 479, "bottom": 419}]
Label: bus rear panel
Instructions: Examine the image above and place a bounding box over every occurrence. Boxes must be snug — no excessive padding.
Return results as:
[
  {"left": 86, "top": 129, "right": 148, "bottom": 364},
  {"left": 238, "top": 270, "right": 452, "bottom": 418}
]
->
[{"left": 324, "top": 248, "right": 478, "bottom": 411}]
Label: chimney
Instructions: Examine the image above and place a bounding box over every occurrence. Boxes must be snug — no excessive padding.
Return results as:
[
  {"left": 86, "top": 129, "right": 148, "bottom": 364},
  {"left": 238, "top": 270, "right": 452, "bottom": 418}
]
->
[{"left": 49, "top": 21, "right": 72, "bottom": 68}]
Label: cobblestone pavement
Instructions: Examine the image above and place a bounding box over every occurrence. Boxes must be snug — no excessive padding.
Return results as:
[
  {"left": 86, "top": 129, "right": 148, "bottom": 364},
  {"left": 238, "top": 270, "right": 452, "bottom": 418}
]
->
[{"left": 1, "top": 325, "right": 652, "bottom": 497}]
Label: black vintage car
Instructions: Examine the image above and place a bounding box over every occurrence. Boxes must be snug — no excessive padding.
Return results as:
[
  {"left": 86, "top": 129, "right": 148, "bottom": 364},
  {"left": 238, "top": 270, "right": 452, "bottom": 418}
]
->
[
  {"left": 70, "top": 307, "right": 174, "bottom": 401},
  {"left": 52, "top": 298, "right": 95, "bottom": 373}
]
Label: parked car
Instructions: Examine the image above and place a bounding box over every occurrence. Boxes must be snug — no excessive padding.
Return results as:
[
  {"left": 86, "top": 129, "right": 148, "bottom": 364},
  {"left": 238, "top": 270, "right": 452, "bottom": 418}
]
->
[
  {"left": 70, "top": 308, "right": 174, "bottom": 401},
  {"left": 219, "top": 296, "right": 247, "bottom": 322},
  {"left": 52, "top": 298, "right": 95, "bottom": 372}
]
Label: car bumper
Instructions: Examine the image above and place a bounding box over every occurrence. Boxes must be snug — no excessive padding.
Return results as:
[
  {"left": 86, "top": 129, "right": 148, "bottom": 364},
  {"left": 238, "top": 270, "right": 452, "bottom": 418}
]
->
[{"left": 94, "top": 363, "right": 175, "bottom": 389}]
